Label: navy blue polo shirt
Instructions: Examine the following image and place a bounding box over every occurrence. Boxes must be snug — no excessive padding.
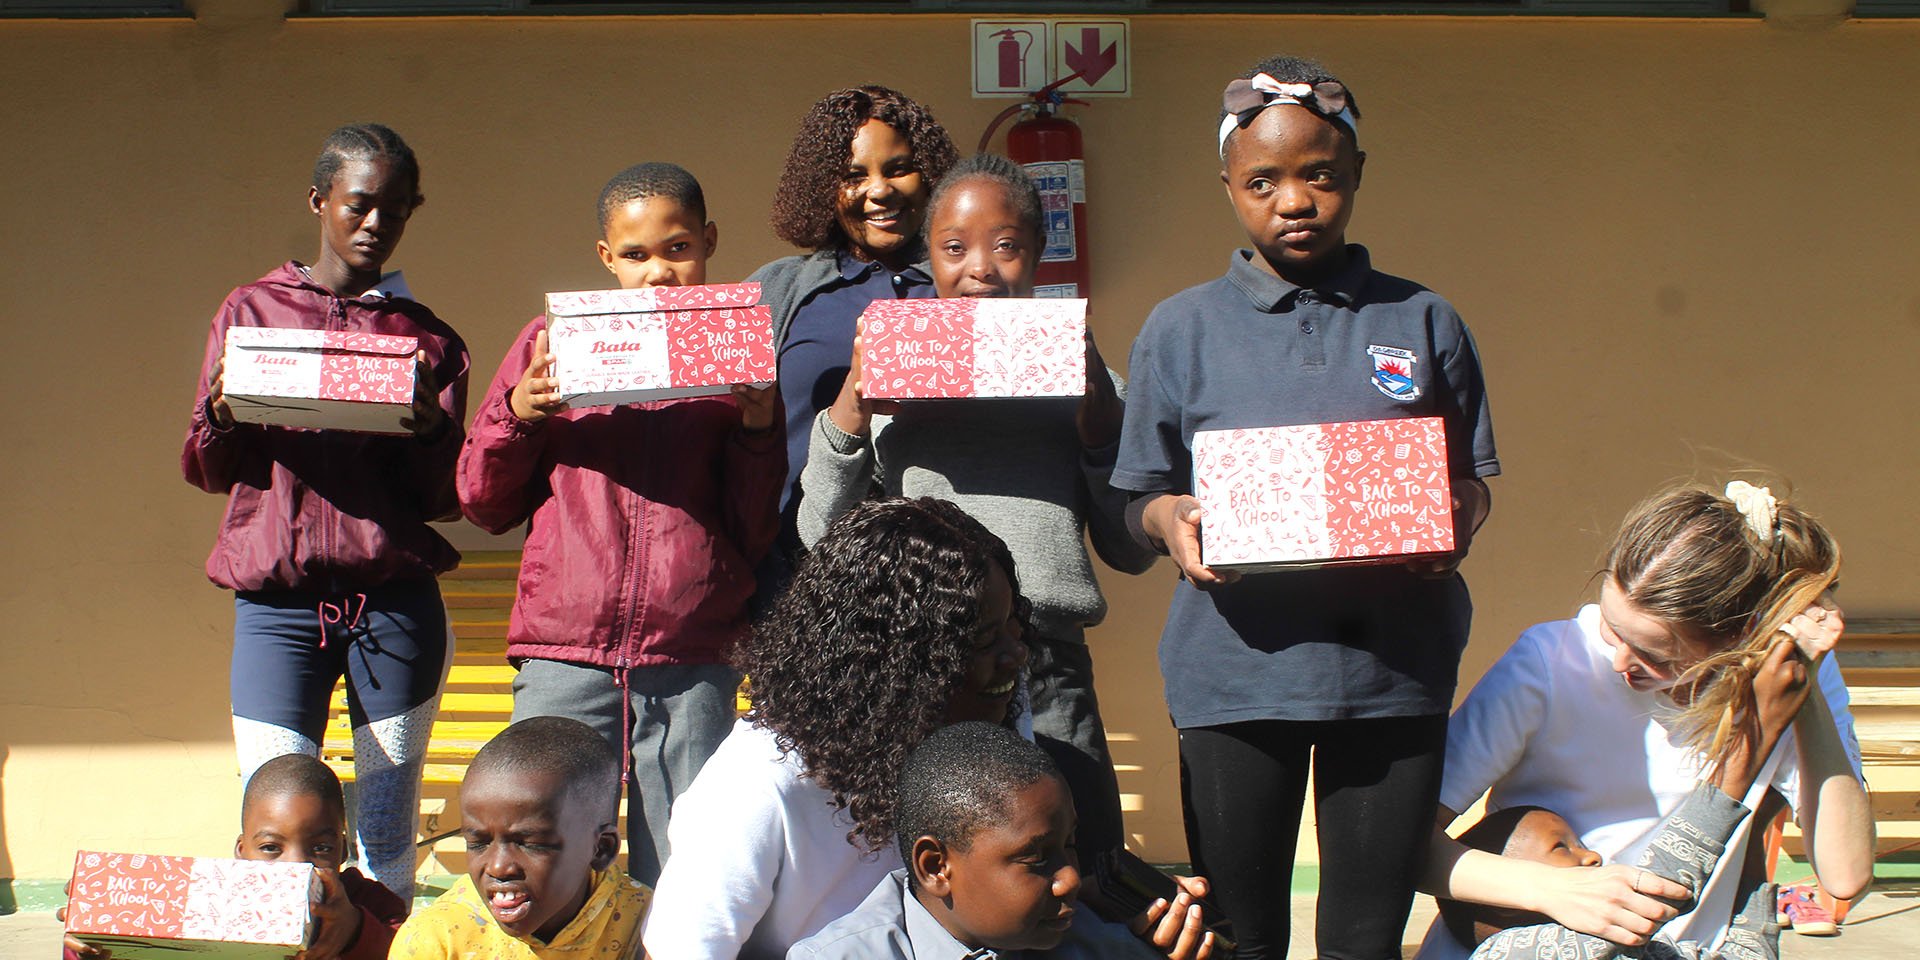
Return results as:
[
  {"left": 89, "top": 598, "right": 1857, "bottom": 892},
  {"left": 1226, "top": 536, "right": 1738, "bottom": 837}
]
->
[
  {"left": 776, "top": 251, "right": 933, "bottom": 515},
  {"left": 1114, "top": 246, "right": 1500, "bottom": 726}
]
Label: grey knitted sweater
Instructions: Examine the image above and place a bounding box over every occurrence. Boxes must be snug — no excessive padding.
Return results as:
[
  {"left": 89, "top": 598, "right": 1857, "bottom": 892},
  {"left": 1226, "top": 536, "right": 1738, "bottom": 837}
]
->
[{"left": 796, "top": 371, "right": 1156, "bottom": 642}]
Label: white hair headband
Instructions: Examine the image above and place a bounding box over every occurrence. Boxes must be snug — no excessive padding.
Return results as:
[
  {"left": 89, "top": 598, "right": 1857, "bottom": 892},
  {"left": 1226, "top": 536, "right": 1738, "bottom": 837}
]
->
[
  {"left": 1724, "top": 481, "right": 1778, "bottom": 544},
  {"left": 1218, "top": 73, "right": 1360, "bottom": 159}
]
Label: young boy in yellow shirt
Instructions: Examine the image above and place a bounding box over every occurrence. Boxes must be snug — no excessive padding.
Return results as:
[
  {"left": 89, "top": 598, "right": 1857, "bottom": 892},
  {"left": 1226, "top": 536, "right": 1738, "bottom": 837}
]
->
[{"left": 392, "top": 717, "right": 649, "bottom": 960}]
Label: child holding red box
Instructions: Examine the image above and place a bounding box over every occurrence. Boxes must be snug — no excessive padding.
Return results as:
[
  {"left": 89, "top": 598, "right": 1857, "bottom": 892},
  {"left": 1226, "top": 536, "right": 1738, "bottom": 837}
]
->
[
  {"left": 798, "top": 153, "right": 1155, "bottom": 861},
  {"left": 181, "top": 123, "right": 468, "bottom": 902},
  {"left": 456, "top": 162, "right": 782, "bottom": 886},
  {"left": 1113, "top": 57, "right": 1499, "bottom": 959},
  {"left": 62, "top": 754, "right": 410, "bottom": 960}
]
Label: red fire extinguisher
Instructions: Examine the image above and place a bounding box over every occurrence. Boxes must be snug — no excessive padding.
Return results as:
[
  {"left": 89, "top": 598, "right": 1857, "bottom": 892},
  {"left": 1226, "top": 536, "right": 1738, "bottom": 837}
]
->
[{"left": 981, "top": 84, "right": 1091, "bottom": 299}]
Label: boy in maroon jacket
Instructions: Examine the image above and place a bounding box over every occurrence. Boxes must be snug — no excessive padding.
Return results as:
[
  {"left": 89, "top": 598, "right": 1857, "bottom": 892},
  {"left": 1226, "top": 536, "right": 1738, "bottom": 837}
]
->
[{"left": 456, "top": 162, "right": 782, "bottom": 885}]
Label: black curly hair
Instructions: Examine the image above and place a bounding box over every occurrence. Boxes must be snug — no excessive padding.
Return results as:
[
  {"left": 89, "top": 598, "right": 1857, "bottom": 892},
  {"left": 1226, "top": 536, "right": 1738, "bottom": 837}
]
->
[
  {"left": 768, "top": 85, "right": 959, "bottom": 253},
  {"left": 312, "top": 123, "right": 424, "bottom": 206},
  {"left": 924, "top": 153, "right": 1044, "bottom": 246},
  {"left": 736, "top": 497, "right": 1028, "bottom": 853}
]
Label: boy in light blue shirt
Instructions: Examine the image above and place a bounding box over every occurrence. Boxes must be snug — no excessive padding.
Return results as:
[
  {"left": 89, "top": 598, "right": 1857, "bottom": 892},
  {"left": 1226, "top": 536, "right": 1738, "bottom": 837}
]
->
[{"left": 788, "top": 723, "right": 1212, "bottom": 960}]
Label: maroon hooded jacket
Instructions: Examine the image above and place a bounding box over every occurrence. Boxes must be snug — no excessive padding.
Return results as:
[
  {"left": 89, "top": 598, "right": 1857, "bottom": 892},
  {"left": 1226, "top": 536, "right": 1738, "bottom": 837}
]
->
[
  {"left": 181, "top": 262, "right": 469, "bottom": 593},
  {"left": 457, "top": 317, "right": 784, "bottom": 669}
]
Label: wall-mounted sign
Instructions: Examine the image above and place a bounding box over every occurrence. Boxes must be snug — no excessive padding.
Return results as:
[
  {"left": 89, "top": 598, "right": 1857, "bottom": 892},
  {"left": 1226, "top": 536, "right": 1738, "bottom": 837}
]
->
[{"left": 972, "top": 18, "right": 1131, "bottom": 98}]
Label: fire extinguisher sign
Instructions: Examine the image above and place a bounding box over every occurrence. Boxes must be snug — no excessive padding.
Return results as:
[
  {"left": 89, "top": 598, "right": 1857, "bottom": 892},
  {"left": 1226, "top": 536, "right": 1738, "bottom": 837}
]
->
[
  {"left": 972, "top": 20, "right": 1047, "bottom": 97},
  {"left": 1025, "top": 159, "right": 1081, "bottom": 263},
  {"left": 972, "top": 19, "right": 1130, "bottom": 98}
]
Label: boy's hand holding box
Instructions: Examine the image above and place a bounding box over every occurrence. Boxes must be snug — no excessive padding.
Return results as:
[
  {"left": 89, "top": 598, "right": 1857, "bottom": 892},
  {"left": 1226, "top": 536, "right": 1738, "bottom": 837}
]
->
[
  {"left": 1193, "top": 417, "right": 1454, "bottom": 571},
  {"left": 64, "top": 851, "right": 316, "bottom": 960},
  {"left": 858, "top": 298, "right": 1087, "bottom": 399},
  {"left": 221, "top": 328, "right": 418, "bottom": 434},
  {"left": 544, "top": 282, "right": 775, "bottom": 407}
]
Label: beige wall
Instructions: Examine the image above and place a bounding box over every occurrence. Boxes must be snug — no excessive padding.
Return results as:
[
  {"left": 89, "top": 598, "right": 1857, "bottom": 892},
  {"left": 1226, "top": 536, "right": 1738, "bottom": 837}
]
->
[{"left": 3, "top": 6, "right": 1918, "bottom": 878}]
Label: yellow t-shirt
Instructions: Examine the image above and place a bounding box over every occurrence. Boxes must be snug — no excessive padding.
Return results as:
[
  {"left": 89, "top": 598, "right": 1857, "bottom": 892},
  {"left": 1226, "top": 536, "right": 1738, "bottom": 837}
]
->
[{"left": 391, "top": 868, "right": 651, "bottom": 960}]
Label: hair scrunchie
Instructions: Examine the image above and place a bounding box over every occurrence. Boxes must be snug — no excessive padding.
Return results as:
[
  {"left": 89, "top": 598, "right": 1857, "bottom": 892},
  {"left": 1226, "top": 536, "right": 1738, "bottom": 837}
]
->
[{"left": 1724, "top": 480, "right": 1778, "bottom": 545}]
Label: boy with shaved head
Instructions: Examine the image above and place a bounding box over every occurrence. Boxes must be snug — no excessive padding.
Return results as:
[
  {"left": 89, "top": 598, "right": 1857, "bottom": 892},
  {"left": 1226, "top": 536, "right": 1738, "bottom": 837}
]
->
[{"left": 391, "top": 717, "right": 650, "bottom": 960}]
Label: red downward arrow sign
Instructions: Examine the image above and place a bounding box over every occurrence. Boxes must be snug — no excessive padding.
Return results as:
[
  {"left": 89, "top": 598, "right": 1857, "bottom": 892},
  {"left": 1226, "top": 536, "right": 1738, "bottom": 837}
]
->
[{"left": 1062, "top": 27, "right": 1117, "bottom": 86}]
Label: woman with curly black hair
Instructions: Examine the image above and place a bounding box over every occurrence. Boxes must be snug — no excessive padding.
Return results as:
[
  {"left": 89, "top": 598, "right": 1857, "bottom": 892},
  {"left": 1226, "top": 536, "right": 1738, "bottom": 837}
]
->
[
  {"left": 747, "top": 85, "right": 960, "bottom": 595},
  {"left": 642, "top": 497, "right": 1029, "bottom": 960}
]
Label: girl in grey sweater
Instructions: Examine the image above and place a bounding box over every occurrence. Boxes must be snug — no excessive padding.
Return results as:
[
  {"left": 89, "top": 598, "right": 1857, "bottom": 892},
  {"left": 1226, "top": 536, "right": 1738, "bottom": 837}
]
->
[{"left": 797, "top": 154, "right": 1155, "bottom": 859}]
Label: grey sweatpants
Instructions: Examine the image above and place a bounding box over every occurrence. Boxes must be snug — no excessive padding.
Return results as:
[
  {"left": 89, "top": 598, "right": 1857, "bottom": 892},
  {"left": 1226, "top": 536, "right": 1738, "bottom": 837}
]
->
[
  {"left": 1029, "top": 634, "right": 1127, "bottom": 858},
  {"left": 510, "top": 659, "right": 740, "bottom": 886}
]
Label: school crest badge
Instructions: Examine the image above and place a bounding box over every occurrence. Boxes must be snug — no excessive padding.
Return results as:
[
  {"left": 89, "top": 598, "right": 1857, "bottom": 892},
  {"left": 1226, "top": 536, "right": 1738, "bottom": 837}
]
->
[{"left": 1367, "top": 344, "right": 1420, "bottom": 401}]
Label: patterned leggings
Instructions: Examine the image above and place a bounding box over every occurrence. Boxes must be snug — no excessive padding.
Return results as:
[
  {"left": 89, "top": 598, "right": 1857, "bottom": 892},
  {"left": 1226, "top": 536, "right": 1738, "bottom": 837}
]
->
[
  {"left": 228, "top": 579, "right": 451, "bottom": 901},
  {"left": 1472, "top": 783, "right": 1779, "bottom": 960}
]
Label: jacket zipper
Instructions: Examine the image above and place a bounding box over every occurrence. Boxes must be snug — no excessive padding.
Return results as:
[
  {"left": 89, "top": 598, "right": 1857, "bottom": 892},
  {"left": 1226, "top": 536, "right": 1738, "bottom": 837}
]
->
[
  {"left": 323, "top": 294, "right": 346, "bottom": 590},
  {"left": 611, "top": 459, "right": 647, "bottom": 665}
]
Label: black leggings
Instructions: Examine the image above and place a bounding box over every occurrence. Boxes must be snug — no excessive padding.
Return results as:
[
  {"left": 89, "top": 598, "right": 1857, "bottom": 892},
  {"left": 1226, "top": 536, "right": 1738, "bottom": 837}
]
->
[{"left": 1179, "top": 714, "right": 1448, "bottom": 960}]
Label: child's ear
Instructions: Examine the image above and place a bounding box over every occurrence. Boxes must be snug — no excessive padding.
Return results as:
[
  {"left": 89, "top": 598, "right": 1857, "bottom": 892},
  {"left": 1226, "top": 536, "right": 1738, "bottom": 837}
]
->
[
  {"left": 597, "top": 238, "right": 617, "bottom": 276},
  {"left": 308, "top": 186, "right": 325, "bottom": 216},
  {"left": 910, "top": 836, "right": 953, "bottom": 898},
  {"left": 590, "top": 821, "right": 620, "bottom": 871},
  {"left": 702, "top": 221, "right": 719, "bottom": 259},
  {"left": 1352, "top": 150, "right": 1366, "bottom": 189},
  {"left": 234, "top": 834, "right": 246, "bottom": 859}
]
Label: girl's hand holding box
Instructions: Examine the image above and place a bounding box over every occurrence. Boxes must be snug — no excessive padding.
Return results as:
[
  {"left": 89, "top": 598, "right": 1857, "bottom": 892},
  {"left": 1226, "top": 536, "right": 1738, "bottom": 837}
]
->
[{"left": 1075, "top": 330, "right": 1124, "bottom": 449}]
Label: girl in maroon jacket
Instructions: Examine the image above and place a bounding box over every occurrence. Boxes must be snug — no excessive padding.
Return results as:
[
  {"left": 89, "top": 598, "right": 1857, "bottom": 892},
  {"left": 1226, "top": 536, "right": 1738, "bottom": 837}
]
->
[
  {"left": 457, "top": 162, "right": 783, "bottom": 886},
  {"left": 181, "top": 124, "right": 469, "bottom": 902}
]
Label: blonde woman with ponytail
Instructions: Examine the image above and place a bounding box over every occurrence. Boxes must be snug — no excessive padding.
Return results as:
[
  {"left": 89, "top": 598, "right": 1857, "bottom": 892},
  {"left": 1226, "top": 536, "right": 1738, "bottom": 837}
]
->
[{"left": 1414, "top": 482, "right": 1873, "bottom": 960}]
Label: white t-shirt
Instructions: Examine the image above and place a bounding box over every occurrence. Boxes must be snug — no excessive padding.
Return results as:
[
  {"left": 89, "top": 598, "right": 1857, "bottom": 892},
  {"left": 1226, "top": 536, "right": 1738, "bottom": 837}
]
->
[
  {"left": 643, "top": 719, "right": 904, "bottom": 960},
  {"left": 1414, "top": 605, "right": 1861, "bottom": 960}
]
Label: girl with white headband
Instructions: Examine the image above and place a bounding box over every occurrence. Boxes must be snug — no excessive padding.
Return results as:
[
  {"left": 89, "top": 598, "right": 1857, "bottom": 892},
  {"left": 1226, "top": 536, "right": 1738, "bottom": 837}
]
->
[
  {"left": 1415, "top": 482, "right": 1873, "bottom": 959},
  {"left": 1114, "top": 55, "right": 1500, "bottom": 959}
]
